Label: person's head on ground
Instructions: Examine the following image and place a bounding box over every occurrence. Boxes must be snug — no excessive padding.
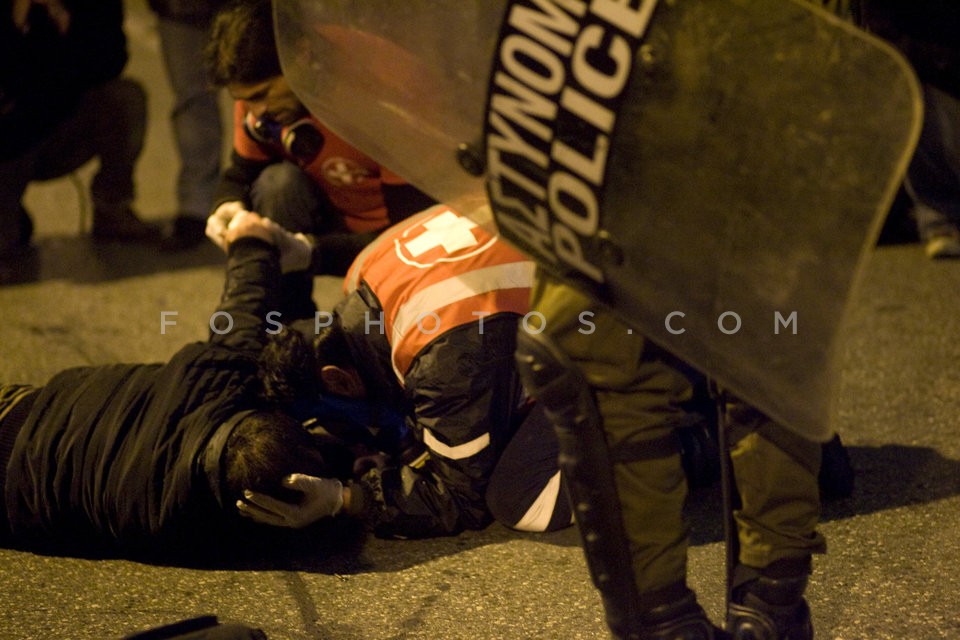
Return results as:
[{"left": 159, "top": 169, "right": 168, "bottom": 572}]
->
[
  {"left": 205, "top": 0, "right": 307, "bottom": 125},
  {"left": 222, "top": 410, "right": 336, "bottom": 506}
]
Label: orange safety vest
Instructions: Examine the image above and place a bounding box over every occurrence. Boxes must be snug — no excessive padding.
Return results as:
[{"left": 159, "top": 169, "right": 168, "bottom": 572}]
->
[{"left": 345, "top": 205, "right": 535, "bottom": 382}]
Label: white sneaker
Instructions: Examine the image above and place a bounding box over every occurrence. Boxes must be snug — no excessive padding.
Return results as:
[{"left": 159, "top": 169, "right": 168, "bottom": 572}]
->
[{"left": 924, "top": 232, "right": 960, "bottom": 259}]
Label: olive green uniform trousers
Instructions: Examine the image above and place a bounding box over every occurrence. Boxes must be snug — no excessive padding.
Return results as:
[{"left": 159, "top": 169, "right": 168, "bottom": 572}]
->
[{"left": 530, "top": 271, "right": 826, "bottom": 595}]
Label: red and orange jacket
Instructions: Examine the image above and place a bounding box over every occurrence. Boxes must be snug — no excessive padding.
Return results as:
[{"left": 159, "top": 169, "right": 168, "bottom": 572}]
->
[{"left": 216, "top": 103, "right": 412, "bottom": 232}]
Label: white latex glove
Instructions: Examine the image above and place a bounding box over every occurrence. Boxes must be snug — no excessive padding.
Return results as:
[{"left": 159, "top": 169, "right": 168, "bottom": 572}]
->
[
  {"left": 261, "top": 217, "right": 313, "bottom": 273},
  {"left": 206, "top": 201, "right": 249, "bottom": 251},
  {"left": 225, "top": 210, "right": 277, "bottom": 246},
  {"left": 236, "top": 474, "right": 343, "bottom": 528}
]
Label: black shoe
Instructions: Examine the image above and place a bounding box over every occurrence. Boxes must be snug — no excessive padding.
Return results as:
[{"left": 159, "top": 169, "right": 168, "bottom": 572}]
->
[
  {"left": 1, "top": 205, "right": 34, "bottom": 252},
  {"left": 728, "top": 573, "right": 813, "bottom": 640},
  {"left": 160, "top": 215, "right": 207, "bottom": 252},
  {"left": 92, "top": 204, "right": 159, "bottom": 242},
  {"left": 639, "top": 592, "right": 728, "bottom": 640},
  {"left": 1, "top": 208, "right": 39, "bottom": 284},
  {"left": 1, "top": 205, "right": 35, "bottom": 252}
]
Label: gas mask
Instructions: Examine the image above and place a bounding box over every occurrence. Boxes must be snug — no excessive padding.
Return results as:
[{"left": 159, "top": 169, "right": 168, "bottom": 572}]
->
[{"left": 243, "top": 111, "right": 325, "bottom": 164}]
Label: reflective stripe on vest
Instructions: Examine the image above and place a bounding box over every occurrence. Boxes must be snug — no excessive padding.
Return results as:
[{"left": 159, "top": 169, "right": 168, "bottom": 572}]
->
[{"left": 346, "top": 205, "right": 534, "bottom": 381}]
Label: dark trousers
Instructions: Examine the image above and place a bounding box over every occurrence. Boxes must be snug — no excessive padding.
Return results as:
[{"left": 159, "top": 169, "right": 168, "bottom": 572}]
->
[
  {"left": 486, "top": 401, "right": 572, "bottom": 532},
  {"left": 0, "top": 78, "right": 146, "bottom": 251}
]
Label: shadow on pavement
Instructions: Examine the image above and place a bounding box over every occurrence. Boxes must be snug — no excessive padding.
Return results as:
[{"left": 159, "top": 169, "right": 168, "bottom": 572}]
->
[
  {"left": 686, "top": 443, "right": 960, "bottom": 546},
  {"left": 821, "top": 444, "right": 960, "bottom": 521},
  {"left": 1, "top": 513, "right": 535, "bottom": 576},
  {"left": 3, "top": 444, "right": 955, "bottom": 576}
]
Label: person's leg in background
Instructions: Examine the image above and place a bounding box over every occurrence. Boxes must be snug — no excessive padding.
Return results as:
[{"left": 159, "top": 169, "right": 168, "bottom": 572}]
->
[
  {"left": 156, "top": 15, "right": 225, "bottom": 251},
  {"left": 0, "top": 150, "right": 40, "bottom": 261},
  {"left": 61, "top": 77, "right": 154, "bottom": 241},
  {"left": 906, "top": 83, "right": 960, "bottom": 259},
  {"left": 2, "top": 77, "right": 152, "bottom": 255}
]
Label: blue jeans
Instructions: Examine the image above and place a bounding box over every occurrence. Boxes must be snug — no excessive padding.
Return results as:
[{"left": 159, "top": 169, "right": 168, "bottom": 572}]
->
[
  {"left": 249, "top": 162, "right": 339, "bottom": 233},
  {"left": 157, "top": 16, "right": 224, "bottom": 220},
  {"left": 907, "top": 83, "right": 960, "bottom": 240}
]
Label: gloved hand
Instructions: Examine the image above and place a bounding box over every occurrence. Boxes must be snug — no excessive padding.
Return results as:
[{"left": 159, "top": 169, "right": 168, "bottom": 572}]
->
[
  {"left": 225, "top": 210, "right": 277, "bottom": 246},
  {"left": 236, "top": 474, "right": 344, "bottom": 528},
  {"left": 261, "top": 217, "right": 313, "bottom": 273},
  {"left": 206, "top": 201, "right": 250, "bottom": 250}
]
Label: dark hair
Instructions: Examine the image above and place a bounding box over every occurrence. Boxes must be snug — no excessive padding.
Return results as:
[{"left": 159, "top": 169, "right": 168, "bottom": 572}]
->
[
  {"left": 312, "top": 318, "right": 354, "bottom": 372},
  {"left": 222, "top": 410, "right": 328, "bottom": 505},
  {"left": 205, "top": 0, "right": 282, "bottom": 86},
  {"left": 258, "top": 326, "right": 321, "bottom": 406}
]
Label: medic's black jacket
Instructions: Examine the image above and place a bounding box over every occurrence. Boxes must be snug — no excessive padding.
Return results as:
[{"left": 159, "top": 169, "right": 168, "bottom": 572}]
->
[
  {"left": 333, "top": 206, "right": 534, "bottom": 540},
  {"left": 3, "top": 238, "right": 280, "bottom": 558},
  {"left": 340, "top": 291, "right": 526, "bottom": 540}
]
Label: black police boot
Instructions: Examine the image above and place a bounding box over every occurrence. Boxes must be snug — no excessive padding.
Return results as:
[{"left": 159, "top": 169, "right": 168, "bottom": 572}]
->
[
  {"left": 640, "top": 591, "right": 728, "bottom": 640},
  {"left": 17, "top": 205, "right": 34, "bottom": 248},
  {"left": 727, "top": 569, "right": 813, "bottom": 640}
]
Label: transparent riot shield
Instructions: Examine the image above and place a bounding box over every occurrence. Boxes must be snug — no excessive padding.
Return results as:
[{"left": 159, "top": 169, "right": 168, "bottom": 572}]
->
[
  {"left": 273, "top": 0, "right": 499, "bottom": 209},
  {"left": 275, "top": 0, "right": 921, "bottom": 440}
]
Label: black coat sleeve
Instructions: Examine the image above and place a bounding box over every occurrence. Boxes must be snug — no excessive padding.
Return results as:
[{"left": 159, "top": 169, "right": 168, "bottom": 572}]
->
[
  {"left": 302, "top": 185, "right": 438, "bottom": 276},
  {"left": 209, "top": 237, "right": 283, "bottom": 356},
  {"left": 353, "top": 316, "right": 526, "bottom": 539},
  {"left": 307, "top": 231, "right": 378, "bottom": 276}
]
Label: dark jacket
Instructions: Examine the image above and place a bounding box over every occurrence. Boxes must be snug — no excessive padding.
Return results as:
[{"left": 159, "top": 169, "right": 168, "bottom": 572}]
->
[
  {"left": 337, "top": 288, "right": 527, "bottom": 540},
  {"left": 3, "top": 238, "right": 281, "bottom": 558},
  {"left": 0, "top": 0, "right": 128, "bottom": 160}
]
